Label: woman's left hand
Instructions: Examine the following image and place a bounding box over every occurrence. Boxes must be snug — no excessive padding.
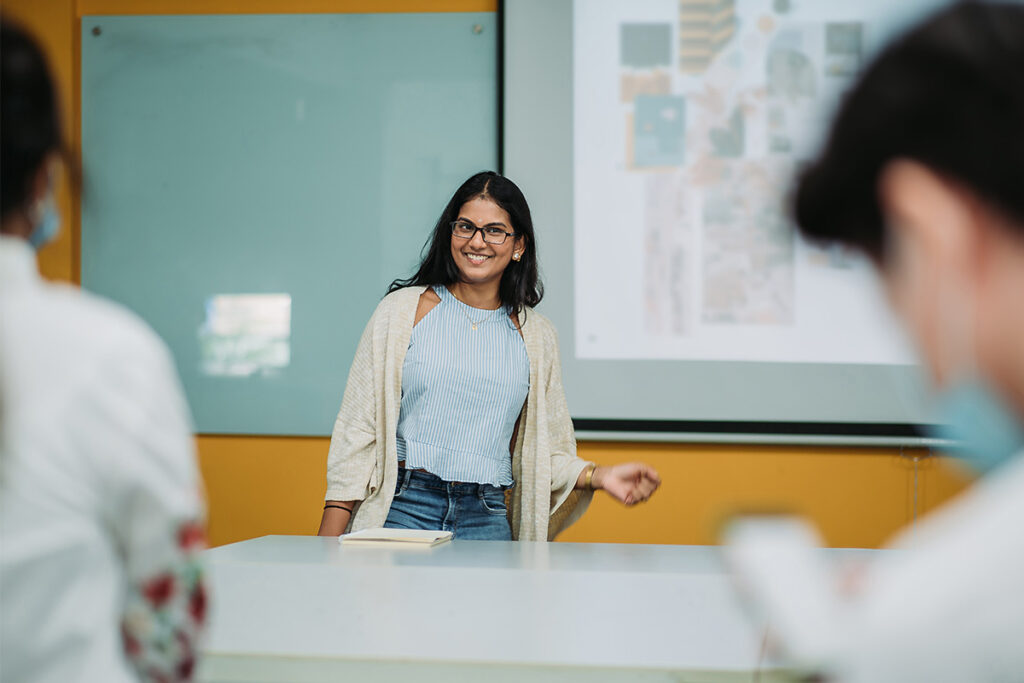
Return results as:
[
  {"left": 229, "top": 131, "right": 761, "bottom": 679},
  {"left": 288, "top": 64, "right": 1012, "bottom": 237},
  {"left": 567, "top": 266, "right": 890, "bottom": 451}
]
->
[{"left": 593, "top": 463, "right": 661, "bottom": 506}]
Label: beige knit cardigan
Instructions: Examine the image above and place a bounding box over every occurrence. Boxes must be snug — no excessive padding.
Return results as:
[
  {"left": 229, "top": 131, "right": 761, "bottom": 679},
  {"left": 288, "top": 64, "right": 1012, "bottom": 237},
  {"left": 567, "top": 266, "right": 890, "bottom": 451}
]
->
[{"left": 325, "top": 286, "right": 592, "bottom": 541}]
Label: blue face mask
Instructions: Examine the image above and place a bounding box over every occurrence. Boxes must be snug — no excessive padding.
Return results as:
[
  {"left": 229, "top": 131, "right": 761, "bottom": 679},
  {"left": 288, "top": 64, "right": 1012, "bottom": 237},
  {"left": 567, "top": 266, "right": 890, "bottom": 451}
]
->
[
  {"left": 28, "top": 198, "right": 60, "bottom": 250},
  {"left": 927, "top": 380, "right": 1024, "bottom": 475}
]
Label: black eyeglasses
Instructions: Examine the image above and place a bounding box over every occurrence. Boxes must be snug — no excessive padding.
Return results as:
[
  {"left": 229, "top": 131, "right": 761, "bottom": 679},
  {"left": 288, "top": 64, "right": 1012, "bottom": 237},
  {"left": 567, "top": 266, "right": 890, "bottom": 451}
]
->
[{"left": 451, "top": 220, "right": 516, "bottom": 245}]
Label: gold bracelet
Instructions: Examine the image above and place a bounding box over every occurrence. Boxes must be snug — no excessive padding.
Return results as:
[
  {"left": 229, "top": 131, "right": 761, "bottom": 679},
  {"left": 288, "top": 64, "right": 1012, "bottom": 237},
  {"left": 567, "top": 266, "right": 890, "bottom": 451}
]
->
[{"left": 584, "top": 463, "right": 597, "bottom": 491}]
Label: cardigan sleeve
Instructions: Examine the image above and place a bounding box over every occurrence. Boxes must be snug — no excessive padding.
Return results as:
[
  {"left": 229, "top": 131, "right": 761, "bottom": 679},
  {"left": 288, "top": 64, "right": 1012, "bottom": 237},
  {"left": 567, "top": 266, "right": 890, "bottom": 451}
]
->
[
  {"left": 541, "top": 325, "right": 593, "bottom": 539},
  {"left": 325, "top": 306, "right": 381, "bottom": 502}
]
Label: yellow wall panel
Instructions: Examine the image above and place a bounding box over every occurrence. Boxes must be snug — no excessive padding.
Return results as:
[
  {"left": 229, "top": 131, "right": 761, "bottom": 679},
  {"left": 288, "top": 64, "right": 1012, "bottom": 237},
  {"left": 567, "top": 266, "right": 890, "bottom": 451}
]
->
[
  {"left": 564, "top": 442, "right": 970, "bottom": 548},
  {"left": 196, "top": 435, "right": 973, "bottom": 549},
  {"left": 197, "top": 436, "right": 329, "bottom": 548},
  {"left": 915, "top": 453, "right": 973, "bottom": 521}
]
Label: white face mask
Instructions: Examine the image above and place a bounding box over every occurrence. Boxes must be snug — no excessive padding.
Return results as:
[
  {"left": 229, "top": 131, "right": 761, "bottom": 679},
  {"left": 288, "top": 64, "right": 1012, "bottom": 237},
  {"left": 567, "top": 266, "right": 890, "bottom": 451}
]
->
[
  {"left": 918, "top": 245, "right": 1024, "bottom": 474},
  {"left": 928, "top": 382, "right": 1024, "bottom": 474}
]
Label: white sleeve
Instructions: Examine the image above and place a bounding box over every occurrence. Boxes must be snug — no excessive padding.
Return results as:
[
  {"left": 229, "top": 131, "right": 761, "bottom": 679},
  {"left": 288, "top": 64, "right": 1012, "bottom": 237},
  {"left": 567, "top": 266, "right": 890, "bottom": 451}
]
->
[
  {"left": 69, "top": 326, "right": 207, "bottom": 680},
  {"left": 74, "top": 330, "right": 204, "bottom": 578}
]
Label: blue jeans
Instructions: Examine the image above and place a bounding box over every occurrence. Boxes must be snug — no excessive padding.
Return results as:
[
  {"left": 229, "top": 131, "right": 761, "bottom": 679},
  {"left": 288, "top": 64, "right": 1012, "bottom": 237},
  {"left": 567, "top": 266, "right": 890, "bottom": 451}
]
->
[{"left": 384, "top": 466, "right": 512, "bottom": 541}]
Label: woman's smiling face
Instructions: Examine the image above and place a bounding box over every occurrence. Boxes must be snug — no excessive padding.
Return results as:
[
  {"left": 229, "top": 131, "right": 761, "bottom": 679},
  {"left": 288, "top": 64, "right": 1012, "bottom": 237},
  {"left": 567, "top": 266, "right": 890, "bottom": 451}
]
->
[{"left": 449, "top": 196, "right": 524, "bottom": 288}]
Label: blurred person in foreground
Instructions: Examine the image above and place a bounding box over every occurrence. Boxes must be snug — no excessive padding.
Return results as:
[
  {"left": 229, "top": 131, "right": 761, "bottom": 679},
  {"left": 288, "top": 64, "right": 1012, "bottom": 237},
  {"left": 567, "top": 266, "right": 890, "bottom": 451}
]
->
[
  {"left": 0, "top": 19, "right": 207, "bottom": 682},
  {"left": 726, "top": 2, "right": 1024, "bottom": 681}
]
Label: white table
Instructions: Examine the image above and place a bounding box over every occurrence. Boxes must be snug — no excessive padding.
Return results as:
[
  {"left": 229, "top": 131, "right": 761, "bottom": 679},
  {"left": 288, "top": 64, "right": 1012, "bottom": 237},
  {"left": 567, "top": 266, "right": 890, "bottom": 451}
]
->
[{"left": 198, "top": 535, "right": 873, "bottom": 683}]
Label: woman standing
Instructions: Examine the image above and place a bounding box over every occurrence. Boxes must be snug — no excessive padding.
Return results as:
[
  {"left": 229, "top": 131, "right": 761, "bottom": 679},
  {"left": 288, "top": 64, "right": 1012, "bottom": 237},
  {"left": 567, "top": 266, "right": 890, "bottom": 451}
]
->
[{"left": 317, "top": 172, "right": 660, "bottom": 541}]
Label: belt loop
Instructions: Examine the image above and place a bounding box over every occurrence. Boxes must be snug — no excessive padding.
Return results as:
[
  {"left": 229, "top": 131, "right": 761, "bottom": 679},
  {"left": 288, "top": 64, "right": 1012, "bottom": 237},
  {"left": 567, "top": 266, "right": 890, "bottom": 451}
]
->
[{"left": 402, "top": 467, "right": 412, "bottom": 488}]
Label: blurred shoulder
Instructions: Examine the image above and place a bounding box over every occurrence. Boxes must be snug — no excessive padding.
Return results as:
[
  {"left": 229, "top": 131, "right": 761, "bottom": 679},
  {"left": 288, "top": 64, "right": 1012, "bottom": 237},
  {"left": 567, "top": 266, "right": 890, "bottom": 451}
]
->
[
  {"left": 2, "top": 282, "right": 184, "bottom": 431},
  {"left": 43, "top": 283, "right": 174, "bottom": 368}
]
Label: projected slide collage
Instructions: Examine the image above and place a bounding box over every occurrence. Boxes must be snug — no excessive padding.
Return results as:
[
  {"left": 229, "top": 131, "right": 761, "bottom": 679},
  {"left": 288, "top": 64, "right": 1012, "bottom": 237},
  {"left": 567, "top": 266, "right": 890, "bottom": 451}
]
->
[{"left": 574, "top": 0, "right": 938, "bottom": 365}]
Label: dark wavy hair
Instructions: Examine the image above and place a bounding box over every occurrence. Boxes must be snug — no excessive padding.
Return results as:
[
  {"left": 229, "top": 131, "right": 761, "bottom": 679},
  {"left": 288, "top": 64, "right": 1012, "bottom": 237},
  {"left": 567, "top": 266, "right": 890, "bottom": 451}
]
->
[
  {"left": 793, "top": 1, "right": 1024, "bottom": 264},
  {"left": 389, "top": 171, "right": 543, "bottom": 314},
  {"left": 1, "top": 18, "right": 63, "bottom": 224}
]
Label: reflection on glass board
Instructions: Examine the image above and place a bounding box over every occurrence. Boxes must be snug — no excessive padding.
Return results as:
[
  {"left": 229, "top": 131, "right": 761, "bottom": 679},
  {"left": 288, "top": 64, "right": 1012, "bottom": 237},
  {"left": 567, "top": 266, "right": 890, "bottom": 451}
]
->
[{"left": 198, "top": 294, "right": 291, "bottom": 378}]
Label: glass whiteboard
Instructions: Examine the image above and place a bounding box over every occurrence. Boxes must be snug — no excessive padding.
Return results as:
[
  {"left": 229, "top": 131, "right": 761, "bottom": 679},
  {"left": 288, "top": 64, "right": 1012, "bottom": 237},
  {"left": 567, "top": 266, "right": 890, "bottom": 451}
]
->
[{"left": 81, "top": 12, "right": 497, "bottom": 434}]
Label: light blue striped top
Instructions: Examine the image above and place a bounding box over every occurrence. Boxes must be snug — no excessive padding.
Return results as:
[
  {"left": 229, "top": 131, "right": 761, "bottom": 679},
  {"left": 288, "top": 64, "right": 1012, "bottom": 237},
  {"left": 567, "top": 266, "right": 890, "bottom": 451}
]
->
[{"left": 396, "top": 285, "right": 529, "bottom": 486}]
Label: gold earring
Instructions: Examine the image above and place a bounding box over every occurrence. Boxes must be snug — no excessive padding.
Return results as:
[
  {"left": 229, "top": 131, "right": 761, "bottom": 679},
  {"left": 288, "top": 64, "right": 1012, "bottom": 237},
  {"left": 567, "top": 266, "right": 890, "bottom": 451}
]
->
[{"left": 513, "top": 252, "right": 521, "bottom": 261}]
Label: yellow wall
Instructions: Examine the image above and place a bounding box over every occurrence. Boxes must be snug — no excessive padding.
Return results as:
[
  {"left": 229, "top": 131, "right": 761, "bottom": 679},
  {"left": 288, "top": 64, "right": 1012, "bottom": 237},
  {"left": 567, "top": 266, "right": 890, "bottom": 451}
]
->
[
  {"left": 197, "top": 434, "right": 971, "bottom": 549},
  {"left": 7, "top": 0, "right": 974, "bottom": 550},
  {"left": 564, "top": 442, "right": 969, "bottom": 548}
]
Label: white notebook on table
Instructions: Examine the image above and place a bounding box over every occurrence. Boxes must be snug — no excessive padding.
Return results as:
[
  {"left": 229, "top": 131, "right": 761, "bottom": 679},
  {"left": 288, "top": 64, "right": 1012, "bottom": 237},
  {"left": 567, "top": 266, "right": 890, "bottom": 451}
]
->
[{"left": 338, "top": 527, "right": 453, "bottom": 547}]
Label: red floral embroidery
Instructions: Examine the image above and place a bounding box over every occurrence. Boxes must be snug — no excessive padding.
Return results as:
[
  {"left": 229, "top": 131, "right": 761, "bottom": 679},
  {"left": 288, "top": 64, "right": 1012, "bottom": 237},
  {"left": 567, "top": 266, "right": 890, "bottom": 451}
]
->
[
  {"left": 122, "top": 626, "right": 141, "bottom": 657},
  {"left": 173, "top": 631, "right": 197, "bottom": 680},
  {"left": 176, "top": 655, "right": 196, "bottom": 680},
  {"left": 122, "top": 518, "right": 207, "bottom": 682},
  {"left": 142, "top": 574, "right": 175, "bottom": 608},
  {"left": 176, "top": 521, "right": 206, "bottom": 551},
  {"left": 189, "top": 582, "right": 207, "bottom": 624}
]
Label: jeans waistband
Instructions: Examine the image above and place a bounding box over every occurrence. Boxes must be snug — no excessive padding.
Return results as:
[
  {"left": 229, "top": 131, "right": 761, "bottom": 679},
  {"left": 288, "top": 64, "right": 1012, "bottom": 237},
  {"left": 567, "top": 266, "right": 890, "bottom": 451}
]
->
[{"left": 397, "top": 463, "right": 510, "bottom": 493}]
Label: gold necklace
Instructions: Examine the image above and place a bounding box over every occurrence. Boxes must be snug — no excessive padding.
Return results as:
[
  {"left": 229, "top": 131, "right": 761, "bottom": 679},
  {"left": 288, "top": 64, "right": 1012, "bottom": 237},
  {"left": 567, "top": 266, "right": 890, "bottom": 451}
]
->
[
  {"left": 449, "top": 290, "right": 502, "bottom": 331},
  {"left": 459, "top": 305, "right": 502, "bottom": 331}
]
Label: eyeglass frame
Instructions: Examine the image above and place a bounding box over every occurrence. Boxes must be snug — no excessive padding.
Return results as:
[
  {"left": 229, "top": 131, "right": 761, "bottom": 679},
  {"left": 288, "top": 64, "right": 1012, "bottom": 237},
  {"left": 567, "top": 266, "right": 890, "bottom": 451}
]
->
[{"left": 450, "top": 220, "right": 518, "bottom": 245}]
